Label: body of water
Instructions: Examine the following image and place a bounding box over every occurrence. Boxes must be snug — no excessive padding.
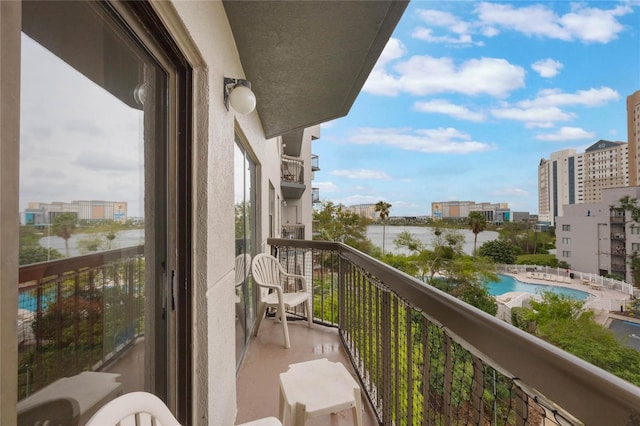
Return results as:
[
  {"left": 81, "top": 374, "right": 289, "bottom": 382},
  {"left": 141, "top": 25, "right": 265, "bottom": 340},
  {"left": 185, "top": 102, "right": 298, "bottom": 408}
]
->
[
  {"left": 39, "top": 228, "right": 144, "bottom": 257},
  {"left": 488, "top": 274, "right": 590, "bottom": 300},
  {"left": 367, "top": 225, "right": 499, "bottom": 256}
]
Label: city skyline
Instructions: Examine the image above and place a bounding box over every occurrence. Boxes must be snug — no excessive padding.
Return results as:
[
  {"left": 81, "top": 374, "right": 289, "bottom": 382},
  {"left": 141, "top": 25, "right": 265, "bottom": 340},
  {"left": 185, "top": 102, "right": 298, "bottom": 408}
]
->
[{"left": 314, "top": 1, "right": 640, "bottom": 217}]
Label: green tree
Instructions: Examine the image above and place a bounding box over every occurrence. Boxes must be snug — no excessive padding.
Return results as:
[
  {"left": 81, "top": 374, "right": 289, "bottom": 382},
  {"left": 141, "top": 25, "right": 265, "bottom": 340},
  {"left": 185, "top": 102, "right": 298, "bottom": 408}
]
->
[
  {"left": 515, "top": 292, "right": 640, "bottom": 386},
  {"left": 478, "top": 240, "right": 518, "bottom": 264},
  {"left": 19, "top": 225, "right": 41, "bottom": 250},
  {"left": 77, "top": 235, "right": 104, "bottom": 254},
  {"left": 375, "top": 201, "right": 392, "bottom": 254},
  {"left": 19, "top": 246, "right": 64, "bottom": 265},
  {"left": 52, "top": 213, "right": 77, "bottom": 257},
  {"left": 393, "top": 230, "right": 424, "bottom": 253},
  {"left": 430, "top": 255, "right": 498, "bottom": 315},
  {"left": 468, "top": 212, "right": 486, "bottom": 257},
  {"left": 313, "top": 201, "right": 372, "bottom": 252}
]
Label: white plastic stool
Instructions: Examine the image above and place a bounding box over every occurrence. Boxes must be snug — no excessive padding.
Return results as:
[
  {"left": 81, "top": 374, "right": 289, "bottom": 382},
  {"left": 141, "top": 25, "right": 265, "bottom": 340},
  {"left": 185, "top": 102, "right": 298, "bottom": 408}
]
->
[{"left": 278, "top": 358, "right": 362, "bottom": 426}]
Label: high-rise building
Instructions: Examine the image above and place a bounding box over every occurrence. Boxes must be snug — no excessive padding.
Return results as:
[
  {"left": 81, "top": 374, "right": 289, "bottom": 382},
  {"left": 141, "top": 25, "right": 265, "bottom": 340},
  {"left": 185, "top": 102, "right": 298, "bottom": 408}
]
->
[
  {"left": 582, "top": 140, "right": 628, "bottom": 203},
  {"left": 627, "top": 91, "right": 640, "bottom": 185},
  {"left": 538, "top": 149, "right": 581, "bottom": 226},
  {"left": 538, "top": 140, "right": 627, "bottom": 227}
]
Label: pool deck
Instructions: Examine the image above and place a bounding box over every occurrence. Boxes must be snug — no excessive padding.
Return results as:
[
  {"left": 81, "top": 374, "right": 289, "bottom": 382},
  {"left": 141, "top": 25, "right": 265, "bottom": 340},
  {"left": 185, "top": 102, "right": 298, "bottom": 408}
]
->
[{"left": 503, "top": 271, "right": 636, "bottom": 325}]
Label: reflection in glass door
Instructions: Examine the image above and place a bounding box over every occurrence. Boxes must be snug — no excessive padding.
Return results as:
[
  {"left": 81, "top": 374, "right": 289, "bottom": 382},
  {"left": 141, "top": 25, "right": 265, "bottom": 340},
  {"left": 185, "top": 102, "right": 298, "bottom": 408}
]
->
[
  {"left": 18, "top": 0, "right": 171, "bottom": 411},
  {"left": 234, "top": 140, "right": 257, "bottom": 367}
]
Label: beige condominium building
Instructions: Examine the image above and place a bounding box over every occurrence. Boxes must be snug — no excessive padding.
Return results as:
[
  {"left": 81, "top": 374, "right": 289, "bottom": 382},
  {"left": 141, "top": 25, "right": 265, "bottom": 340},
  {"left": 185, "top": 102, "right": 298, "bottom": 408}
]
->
[
  {"left": 347, "top": 203, "right": 378, "bottom": 220},
  {"left": 628, "top": 90, "right": 640, "bottom": 185},
  {"left": 538, "top": 140, "right": 628, "bottom": 227},
  {"left": 556, "top": 186, "right": 640, "bottom": 283}
]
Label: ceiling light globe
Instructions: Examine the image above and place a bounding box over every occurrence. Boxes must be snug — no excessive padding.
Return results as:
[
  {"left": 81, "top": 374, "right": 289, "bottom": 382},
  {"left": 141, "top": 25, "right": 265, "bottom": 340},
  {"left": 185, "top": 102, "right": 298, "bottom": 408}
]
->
[{"left": 229, "top": 85, "right": 256, "bottom": 115}]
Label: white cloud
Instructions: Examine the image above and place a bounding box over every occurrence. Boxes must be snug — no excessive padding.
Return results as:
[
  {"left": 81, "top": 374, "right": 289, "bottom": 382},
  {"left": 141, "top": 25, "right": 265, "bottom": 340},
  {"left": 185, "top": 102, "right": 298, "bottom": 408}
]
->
[
  {"left": 531, "top": 58, "right": 563, "bottom": 78},
  {"left": 559, "top": 4, "right": 631, "bottom": 43},
  {"left": 393, "top": 56, "right": 525, "bottom": 98},
  {"left": 412, "top": 9, "right": 481, "bottom": 46},
  {"left": 475, "top": 2, "right": 632, "bottom": 43},
  {"left": 414, "top": 99, "right": 486, "bottom": 122},
  {"left": 377, "top": 37, "right": 407, "bottom": 67},
  {"left": 490, "top": 106, "right": 574, "bottom": 128},
  {"left": 320, "top": 119, "right": 338, "bottom": 129},
  {"left": 518, "top": 87, "right": 619, "bottom": 108},
  {"left": 330, "top": 169, "right": 391, "bottom": 180},
  {"left": 412, "top": 27, "right": 477, "bottom": 45},
  {"left": 314, "top": 181, "right": 339, "bottom": 193},
  {"left": 536, "top": 127, "right": 596, "bottom": 141},
  {"left": 362, "top": 38, "right": 408, "bottom": 96},
  {"left": 348, "top": 127, "right": 495, "bottom": 154}
]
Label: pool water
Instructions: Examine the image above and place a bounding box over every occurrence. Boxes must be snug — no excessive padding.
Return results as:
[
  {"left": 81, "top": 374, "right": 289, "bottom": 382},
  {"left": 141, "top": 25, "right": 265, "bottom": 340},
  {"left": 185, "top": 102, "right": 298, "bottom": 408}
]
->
[{"left": 486, "top": 274, "right": 590, "bottom": 300}]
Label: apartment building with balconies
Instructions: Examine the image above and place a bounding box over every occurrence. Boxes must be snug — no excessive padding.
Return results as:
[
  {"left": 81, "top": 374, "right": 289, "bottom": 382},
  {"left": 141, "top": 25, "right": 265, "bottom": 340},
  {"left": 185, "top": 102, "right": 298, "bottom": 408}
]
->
[{"left": 556, "top": 186, "right": 640, "bottom": 282}]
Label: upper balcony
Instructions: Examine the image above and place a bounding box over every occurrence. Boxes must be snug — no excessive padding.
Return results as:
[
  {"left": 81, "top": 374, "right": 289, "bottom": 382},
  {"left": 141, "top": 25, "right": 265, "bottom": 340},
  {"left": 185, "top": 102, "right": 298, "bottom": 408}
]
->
[
  {"left": 311, "top": 187, "right": 320, "bottom": 204},
  {"left": 311, "top": 154, "right": 320, "bottom": 172},
  {"left": 281, "top": 155, "right": 305, "bottom": 200}
]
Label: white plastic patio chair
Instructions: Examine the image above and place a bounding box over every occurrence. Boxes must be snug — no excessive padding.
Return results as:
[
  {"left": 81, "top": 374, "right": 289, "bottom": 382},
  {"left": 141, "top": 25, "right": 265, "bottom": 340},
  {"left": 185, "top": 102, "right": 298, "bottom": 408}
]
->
[
  {"left": 251, "top": 253, "right": 312, "bottom": 348},
  {"left": 85, "top": 391, "right": 180, "bottom": 426}
]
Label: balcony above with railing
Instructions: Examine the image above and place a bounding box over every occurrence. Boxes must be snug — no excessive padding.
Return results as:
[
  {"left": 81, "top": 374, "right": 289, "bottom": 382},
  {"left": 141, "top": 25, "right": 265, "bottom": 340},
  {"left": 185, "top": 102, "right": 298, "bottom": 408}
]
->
[
  {"left": 311, "top": 187, "right": 320, "bottom": 204},
  {"left": 311, "top": 154, "right": 320, "bottom": 172},
  {"left": 282, "top": 223, "right": 304, "bottom": 240},
  {"left": 281, "top": 156, "right": 305, "bottom": 199}
]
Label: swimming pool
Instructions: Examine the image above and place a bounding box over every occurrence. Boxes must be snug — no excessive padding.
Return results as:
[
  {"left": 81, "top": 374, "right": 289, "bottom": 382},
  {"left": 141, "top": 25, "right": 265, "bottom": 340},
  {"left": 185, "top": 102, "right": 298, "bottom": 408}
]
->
[{"left": 486, "top": 274, "right": 590, "bottom": 300}]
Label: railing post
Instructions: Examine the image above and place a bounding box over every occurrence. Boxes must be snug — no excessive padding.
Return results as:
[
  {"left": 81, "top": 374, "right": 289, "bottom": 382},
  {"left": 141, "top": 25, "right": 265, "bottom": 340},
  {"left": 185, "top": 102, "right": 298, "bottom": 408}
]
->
[
  {"left": 421, "top": 315, "right": 430, "bottom": 426},
  {"left": 381, "top": 289, "right": 392, "bottom": 425},
  {"left": 74, "top": 273, "right": 80, "bottom": 372},
  {"left": 443, "top": 334, "right": 453, "bottom": 424},
  {"left": 405, "top": 307, "right": 414, "bottom": 426},
  {"left": 471, "top": 354, "right": 484, "bottom": 425},
  {"left": 88, "top": 269, "right": 95, "bottom": 348},
  {"left": 338, "top": 254, "right": 345, "bottom": 333}
]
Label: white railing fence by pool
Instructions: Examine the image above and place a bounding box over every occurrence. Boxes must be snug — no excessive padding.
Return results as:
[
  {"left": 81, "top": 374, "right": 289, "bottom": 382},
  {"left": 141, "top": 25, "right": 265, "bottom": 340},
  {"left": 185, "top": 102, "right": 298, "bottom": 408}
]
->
[{"left": 498, "top": 264, "right": 636, "bottom": 296}]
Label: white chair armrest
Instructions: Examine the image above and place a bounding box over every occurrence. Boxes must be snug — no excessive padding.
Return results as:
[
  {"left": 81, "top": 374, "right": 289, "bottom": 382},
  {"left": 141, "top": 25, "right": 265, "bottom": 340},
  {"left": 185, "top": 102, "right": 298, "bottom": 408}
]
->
[{"left": 281, "top": 271, "right": 308, "bottom": 292}]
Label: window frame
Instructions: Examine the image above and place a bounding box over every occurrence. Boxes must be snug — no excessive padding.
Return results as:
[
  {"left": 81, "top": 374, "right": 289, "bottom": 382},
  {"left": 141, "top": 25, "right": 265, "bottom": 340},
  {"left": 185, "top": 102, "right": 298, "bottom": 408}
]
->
[{"left": 1, "top": 1, "right": 194, "bottom": 423}]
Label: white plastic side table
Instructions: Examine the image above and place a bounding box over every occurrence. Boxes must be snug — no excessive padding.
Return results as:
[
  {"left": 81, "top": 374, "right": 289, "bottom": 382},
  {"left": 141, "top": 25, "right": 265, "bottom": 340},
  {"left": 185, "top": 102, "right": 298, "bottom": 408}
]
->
[{"left": 278, "top": 358, "right": 363, "bottom": 426}]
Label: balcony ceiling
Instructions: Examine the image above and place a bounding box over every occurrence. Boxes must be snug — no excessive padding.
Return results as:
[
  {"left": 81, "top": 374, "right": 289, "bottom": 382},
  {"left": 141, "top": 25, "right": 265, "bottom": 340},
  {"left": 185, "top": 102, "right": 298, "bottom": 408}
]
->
[{"left": 223, "top": 0, "right": 408, "bottom": 139}]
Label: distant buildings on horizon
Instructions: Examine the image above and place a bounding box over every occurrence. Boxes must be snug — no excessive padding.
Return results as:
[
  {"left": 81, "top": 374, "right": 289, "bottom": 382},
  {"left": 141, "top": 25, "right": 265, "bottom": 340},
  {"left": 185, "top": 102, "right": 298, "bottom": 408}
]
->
[
  {"left": 22, "top": 200, "right": 129, "bottom": 225},
  {"left": 346, "top": 201, "right": 534, "bottom": 225}
]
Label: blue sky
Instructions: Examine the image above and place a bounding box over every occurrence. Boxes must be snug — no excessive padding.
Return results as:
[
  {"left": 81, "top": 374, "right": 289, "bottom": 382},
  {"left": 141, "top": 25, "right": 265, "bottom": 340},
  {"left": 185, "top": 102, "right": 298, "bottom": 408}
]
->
[{"left": 315, "top": 1, "right": 640, "bottom": 217}]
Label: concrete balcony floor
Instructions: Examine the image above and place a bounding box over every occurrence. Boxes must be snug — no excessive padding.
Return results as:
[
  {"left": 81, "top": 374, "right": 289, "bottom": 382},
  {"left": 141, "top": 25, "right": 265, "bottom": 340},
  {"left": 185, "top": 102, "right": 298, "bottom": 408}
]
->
[{"left": 235, "top": 317, "right": 378, "bottom": 426}]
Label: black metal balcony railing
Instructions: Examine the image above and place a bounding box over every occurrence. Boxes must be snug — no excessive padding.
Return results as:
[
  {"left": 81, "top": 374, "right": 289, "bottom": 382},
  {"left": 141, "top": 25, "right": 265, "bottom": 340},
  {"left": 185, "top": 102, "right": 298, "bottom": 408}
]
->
[
  {"left": 311, "top": 154, "right": 320, "bottom": 171},
  {"left": 281, "top": 156, "right": 304, "bottom": 184},
  {"left": 312, "top": 187, "right": 320, "bottom": 204},
  {"left": 610, "top": 216, "right": 625, "bottom": 224},
  {"left": 18, "top": 246, "right": 145, "bottom": 400},
  {"left": 269, "top": 238, "right": 640, "bottom": 426},
  {"left": 282, "top": 224, "right": 305, "bottom": 240}
]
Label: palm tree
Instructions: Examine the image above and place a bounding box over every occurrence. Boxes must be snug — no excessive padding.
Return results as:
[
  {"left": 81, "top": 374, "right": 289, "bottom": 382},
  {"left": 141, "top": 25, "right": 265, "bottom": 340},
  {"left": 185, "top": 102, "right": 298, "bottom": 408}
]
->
[
  {"left": 52, "top": 212, "right": 77, "bottom": 257},
  {"left": 375, "top": 201, "right": 392, "bottom": 254},
  {"left": 468, "top": 211, "right": 487, "bottom": 258}
]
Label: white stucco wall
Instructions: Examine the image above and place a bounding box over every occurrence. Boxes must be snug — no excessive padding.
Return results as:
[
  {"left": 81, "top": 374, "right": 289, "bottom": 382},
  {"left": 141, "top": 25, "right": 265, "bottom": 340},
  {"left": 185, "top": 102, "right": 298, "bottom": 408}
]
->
[{"left": 156, "top": 1, "right": 281, "bottom": 424}]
